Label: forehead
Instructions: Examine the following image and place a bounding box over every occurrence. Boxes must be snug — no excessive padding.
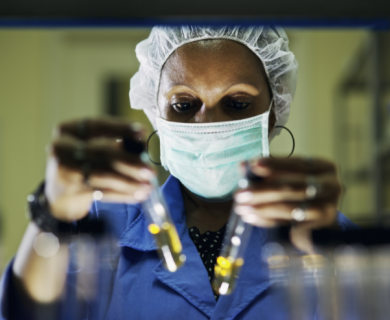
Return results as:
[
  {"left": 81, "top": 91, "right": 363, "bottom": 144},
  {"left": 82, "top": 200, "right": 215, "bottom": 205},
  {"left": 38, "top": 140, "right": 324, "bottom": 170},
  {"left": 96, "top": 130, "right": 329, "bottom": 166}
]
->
[{"left": 160, "top": 39, "right": 267, "bottom": 90}]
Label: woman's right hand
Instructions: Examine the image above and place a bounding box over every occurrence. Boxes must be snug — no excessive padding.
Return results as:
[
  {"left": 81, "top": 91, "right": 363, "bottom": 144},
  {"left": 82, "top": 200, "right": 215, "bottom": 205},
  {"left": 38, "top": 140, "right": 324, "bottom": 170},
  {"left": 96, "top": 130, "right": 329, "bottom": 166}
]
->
[{"left": 44, "top": 118, "right": 155, "bottom": 222}]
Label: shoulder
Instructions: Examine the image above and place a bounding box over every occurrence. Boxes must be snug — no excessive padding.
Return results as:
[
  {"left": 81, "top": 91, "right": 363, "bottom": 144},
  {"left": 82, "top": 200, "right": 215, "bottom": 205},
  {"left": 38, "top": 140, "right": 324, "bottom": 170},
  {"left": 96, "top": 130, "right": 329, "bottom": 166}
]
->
[{"left": 336, "top": 211, "right": 360, "bottom": 231}]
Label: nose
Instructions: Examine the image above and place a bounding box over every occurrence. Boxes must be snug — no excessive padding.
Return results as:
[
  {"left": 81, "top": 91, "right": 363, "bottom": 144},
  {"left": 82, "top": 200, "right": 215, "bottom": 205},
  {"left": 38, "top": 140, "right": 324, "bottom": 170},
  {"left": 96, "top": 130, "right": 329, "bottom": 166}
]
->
[{"left": 194, "top": 103, "right": 231, "bottom": 123}]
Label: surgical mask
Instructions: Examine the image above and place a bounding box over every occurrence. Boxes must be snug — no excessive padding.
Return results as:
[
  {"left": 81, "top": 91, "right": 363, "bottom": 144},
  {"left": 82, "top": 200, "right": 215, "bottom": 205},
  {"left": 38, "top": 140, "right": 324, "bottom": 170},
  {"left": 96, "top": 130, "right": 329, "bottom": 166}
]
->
[{"left": 156, "top": 101, "right": 272, "bottom": 200}]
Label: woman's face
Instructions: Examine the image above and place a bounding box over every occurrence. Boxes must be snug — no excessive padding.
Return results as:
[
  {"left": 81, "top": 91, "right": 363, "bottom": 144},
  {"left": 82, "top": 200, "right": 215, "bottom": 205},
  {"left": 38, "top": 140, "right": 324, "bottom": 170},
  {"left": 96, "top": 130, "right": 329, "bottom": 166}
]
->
[{"left": 158, "top": 39, "right": 275, "bottom": 128}]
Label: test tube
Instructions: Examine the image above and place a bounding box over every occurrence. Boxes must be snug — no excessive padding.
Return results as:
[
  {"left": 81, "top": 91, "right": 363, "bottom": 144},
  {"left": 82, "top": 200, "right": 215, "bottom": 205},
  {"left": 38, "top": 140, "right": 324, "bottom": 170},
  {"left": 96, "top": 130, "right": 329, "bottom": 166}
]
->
[
  {"left": 212, "top": 209, "right": 252, "bottom": 295},
  {"left": 123, "top": 137, "right": 186, "bottom": 272},
  {"left": 142, "top": 176, "right": 186, "bottom": 272},
  {"left": 212, "top": 162, "right": 261, "bottom": 295}
]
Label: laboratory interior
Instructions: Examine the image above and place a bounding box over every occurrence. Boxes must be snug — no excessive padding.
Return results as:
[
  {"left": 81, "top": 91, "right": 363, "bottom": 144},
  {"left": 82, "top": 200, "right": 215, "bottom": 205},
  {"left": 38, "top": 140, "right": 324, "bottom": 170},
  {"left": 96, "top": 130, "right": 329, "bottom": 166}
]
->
[{"left": 0, "top": 26, "right": 390, "bottom": 319}]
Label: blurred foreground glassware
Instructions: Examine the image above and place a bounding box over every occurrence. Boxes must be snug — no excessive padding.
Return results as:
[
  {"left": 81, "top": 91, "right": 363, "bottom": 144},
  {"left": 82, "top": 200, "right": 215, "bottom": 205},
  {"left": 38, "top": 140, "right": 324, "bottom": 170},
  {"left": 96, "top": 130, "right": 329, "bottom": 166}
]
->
[
  {"left": 124, "top": 137, "right": 186, "bottom": 272},
  {"left": 212, "top": 163, "right": 261, "bottom": 295},
  {"left": 216, "top": 224, "right": 390, "bottom": 319},
  {"left": 212, "top": 210, "right": 251, "bottom": 295},
  {"left": 142, "top": 176, "right": 186, "bottom": 272},
  {"left": 58, "top": 230, "right": 119, "bottom": 320},
  {"left": 290, "top": 253, "right": 328, "bottom": 320},
  {"left": 370, "top": 245, "right": 390, "bottom": 320},
  {"left": 282, "top": 228, "right": 390, "bottom": 320},
  {"left": 27, "top": 220, "right": 119, "bottom": 320},
  {"left": 263, "top": 242, "right": 290, "bottom": 287}
]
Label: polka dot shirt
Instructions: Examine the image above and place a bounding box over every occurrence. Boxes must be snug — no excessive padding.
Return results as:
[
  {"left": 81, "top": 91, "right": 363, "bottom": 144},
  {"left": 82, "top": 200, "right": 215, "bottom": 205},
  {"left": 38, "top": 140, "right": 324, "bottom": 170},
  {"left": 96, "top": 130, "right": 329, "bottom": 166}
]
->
[{"left": 188, "top": 225, "right": 226, "bottom": 301}]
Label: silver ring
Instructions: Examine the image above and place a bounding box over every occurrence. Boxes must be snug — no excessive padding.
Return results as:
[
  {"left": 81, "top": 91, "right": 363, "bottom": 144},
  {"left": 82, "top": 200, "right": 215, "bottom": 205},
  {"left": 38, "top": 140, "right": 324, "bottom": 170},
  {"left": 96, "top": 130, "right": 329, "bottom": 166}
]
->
[
  {"left": 73, "top": 141, "right": 87, "bottom": 162},
  {"left": 306, "top": 175, "right": 320, "bottom": 200},
  {"left": 304, "top": 157, "right": 315, "bottom": 172},
  {"left": 291, "top": 207, "right": 306, "bottom": 222},
  {"left": 82, "top": 162, "right": 92, "bottom": 185},
  {"left": 78, "top": 119, "right": 88, "bottom": 139}
]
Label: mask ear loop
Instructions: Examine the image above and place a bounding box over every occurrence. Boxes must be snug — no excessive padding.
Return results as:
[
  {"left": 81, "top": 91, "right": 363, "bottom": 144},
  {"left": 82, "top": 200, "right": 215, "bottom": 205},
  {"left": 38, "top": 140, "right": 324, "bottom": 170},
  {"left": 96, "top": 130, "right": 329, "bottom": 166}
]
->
[
  {"left": 269, "top": 126, "right": 295, "bottom": 158},
  {"left": 146, "top": 130, "right": 162, "bottom": 165}
]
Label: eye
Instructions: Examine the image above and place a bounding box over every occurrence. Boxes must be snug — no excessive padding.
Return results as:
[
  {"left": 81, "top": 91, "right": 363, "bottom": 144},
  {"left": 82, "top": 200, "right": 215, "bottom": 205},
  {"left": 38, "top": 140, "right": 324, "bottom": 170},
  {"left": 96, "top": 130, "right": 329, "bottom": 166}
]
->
[
  {"left": 171, "top": 102, "right": 193, "bottom": 112},
  {"left": 226, "top": 100, "right": 251, "bottom": 110}
]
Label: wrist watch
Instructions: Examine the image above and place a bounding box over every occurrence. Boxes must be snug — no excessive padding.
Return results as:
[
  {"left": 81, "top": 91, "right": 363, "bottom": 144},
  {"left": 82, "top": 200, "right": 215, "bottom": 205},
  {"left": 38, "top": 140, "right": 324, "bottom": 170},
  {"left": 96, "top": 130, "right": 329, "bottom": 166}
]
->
[
  {"left": 27, "top": 182, "right": 77, "bottom": 236},
  {"left": 27, "top": 181, "right": 105, "bottom": 237}
]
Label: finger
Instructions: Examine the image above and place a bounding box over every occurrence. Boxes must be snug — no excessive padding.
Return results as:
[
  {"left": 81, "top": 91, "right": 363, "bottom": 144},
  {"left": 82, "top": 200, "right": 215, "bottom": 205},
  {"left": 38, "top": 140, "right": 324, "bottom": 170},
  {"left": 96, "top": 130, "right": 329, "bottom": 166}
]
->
[
  {"left": 235, "top": 178, "right": 341, "bottom": 205},
  {"left": 52, "top": 137, "right": 150, "bottom": 179},
  {"left": 112, "top": 161, "right": 155, "bottom": 181},
  {"left": 235, "top": 203, "right": 334, "bottom": 225},
  {"left": 56, "top": 118, "right": 146, "bottom": 140},
  {"left": 240, "top": 214, "right": 280, "bottom": 227},
  {"left": 289, "top": 204, "right": 338, "bottom": 230},
  {"left": 94, "top": 190, "right": 149, "bottom": 204},
  {"left": 88, "top": 173, "right": 152, "bottom": 199},
  {"left": 235, "top": 189, "right": 306, "bottom": 205},
  {"left": 250, "top": 157, "right": 336, "bottom": 175},
  {"left": 48, "top": 158, "right": 86, "bottom": 186}
]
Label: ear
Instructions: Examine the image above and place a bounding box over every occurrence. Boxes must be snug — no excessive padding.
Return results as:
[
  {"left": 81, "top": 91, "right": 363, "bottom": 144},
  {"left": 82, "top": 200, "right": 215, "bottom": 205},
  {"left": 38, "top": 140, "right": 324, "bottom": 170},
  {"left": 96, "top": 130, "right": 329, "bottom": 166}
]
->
[{"left": 268, "top": 107, "right": 276, "bottom": 136}]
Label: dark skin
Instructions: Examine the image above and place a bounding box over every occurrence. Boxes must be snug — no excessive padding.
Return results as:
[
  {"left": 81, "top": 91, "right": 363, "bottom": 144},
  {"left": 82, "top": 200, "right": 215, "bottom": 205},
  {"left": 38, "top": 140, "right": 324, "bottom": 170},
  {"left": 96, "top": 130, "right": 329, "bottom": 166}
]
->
[
  {"left": 158, "top": 40, "right": 340, "bottom": 251},
  {"left": 12, "top": 38, "right": 341, "bottom": 303},
  {"left": 30, "top": 40, "right": 339, "bottom": 252},
  {"left": 158, "top": 40, "right": 274, "bottom": 234}
]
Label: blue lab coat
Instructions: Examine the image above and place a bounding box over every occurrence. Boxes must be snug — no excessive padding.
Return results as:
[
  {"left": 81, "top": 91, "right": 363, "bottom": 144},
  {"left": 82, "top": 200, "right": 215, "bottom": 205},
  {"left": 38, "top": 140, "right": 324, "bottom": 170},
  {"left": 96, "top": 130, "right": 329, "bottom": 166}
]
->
[{"left": 0, "top": 175, "right": 358, "bottom": 320}]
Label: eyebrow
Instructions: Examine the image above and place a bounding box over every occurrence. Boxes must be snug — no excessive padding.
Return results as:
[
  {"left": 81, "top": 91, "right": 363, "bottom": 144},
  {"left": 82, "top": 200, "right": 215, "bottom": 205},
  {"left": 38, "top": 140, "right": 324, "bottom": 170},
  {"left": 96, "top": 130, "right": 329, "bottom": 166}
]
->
[{"left": 165, "top": 83, "right": 261, "bottom": 98}]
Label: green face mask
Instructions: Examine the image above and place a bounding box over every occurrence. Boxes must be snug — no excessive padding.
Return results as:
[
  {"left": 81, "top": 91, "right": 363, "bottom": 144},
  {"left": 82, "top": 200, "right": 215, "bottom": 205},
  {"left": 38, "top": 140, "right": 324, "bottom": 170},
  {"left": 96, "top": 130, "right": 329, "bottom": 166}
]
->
[{"left": 156, "top": 101, "right": 272, "bottom": 200}]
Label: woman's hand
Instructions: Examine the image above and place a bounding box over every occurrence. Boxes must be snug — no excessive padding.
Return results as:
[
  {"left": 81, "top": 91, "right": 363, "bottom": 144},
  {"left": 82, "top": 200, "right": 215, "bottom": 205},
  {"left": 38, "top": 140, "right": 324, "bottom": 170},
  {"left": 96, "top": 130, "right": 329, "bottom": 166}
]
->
[
  {"left": 45, "top": 118, "right": 155, "bottom": 222},
  {"left": 234, "top": 157, "right": 341, "bottom": 253}
]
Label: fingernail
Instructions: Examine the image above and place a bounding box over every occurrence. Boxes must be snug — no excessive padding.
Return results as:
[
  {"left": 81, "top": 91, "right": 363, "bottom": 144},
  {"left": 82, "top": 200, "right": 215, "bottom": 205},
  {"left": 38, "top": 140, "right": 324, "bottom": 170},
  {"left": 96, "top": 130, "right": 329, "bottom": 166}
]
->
[
  {"left": 134, "top": 190, "right": 149, "bottom": 201},
  {"left": 139, "top": 168, "right": 154, "bottom": 180},
  {"left": 235, "top": 191, "right": 253, "bottom": 204},
  {"left": 238, "top": 178, "right": 249, "bottom": 189},
  {"left": 131, "top": 122, "right": 144, "bottom": 132},
  {"left": 241, "top": 214, "right": 258, "bottom": 224},
  {"left": 235, "top": 205, "right": 254, "bottom": 215},
  {"left": 252, "top": 166, "right": 271, "bottom": 177},
  {"left": 249, "top": 159, "right": 259, "bottom": 167}
]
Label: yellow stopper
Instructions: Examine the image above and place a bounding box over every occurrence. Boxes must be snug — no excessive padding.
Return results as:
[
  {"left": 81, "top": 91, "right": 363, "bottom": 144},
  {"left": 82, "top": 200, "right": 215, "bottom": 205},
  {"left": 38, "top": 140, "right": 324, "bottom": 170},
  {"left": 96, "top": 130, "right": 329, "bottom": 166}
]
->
[
  {"left": 217, "top": 256, "right": 231, "bottom": 269},
  {"left": 148, "top": 224, "right": 161, "bottom": 234}
]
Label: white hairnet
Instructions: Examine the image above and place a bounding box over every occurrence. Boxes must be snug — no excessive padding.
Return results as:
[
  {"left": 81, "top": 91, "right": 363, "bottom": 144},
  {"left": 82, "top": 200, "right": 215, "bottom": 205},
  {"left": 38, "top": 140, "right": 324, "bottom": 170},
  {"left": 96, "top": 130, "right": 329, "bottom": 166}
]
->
[{"left": 129, "top": 26, "right": 298, "bottom": 130}]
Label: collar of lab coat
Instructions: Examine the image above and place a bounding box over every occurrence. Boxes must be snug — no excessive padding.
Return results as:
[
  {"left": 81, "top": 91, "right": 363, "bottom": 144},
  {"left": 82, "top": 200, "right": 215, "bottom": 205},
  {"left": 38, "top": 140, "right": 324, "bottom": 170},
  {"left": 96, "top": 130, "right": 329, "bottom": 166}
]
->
[{"left": 117, "top": 175, "right": 271, "bottom": 318}]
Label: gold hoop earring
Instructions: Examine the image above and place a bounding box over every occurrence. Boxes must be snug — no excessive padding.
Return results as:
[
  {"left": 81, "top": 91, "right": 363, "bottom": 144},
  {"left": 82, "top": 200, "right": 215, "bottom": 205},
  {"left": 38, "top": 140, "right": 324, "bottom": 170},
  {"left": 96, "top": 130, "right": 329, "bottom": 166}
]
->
[
  {"left": 146, "top": 130, "right": 162, "bottom": 165},
  {"left": 270, "top": 126, "right": 295, "bottom": 158}
]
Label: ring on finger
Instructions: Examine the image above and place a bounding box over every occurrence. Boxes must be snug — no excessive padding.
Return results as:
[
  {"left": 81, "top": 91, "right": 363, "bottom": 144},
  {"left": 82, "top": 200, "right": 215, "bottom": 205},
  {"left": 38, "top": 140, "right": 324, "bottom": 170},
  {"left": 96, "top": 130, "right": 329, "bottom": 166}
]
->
[
  {"left": 82, "top": 162, "right": 92, "bottom": 186},
  {"left": 305, "top": 175, "right": 321, "bottom": 200},
  {"left": 291, "top": 205, "right": 306, "bottom": 222},
  {"left": 78, "top": 119, "right": 89, "bottom": 140},
  {"left": 304, "top": 157, "right": 315, "bottom": 172},
  {"left": 73, "top": 141, "right": 87, "bottom": 162}
]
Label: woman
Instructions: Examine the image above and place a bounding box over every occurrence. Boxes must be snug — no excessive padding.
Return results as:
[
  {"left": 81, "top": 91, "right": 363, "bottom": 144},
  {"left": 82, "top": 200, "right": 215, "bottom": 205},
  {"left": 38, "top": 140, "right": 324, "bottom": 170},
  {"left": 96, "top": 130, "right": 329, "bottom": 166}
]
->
[{"left": 1, "top": 26, "right": 356, "bottom": 319}]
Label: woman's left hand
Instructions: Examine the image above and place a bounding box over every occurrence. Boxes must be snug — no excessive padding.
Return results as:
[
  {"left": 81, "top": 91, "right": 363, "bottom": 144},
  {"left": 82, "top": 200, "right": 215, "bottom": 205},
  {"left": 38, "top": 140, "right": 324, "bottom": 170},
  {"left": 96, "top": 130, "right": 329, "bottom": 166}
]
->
[{"left": 234, "top": 157, "right": 342, "bottom": 253}]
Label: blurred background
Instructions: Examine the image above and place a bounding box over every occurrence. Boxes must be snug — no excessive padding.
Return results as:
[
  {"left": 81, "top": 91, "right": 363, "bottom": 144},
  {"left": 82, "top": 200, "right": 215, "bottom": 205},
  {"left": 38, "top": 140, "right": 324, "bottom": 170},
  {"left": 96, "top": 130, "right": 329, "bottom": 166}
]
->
[{"left": 0, "top": 27, "right": 389, "bottom": 265}]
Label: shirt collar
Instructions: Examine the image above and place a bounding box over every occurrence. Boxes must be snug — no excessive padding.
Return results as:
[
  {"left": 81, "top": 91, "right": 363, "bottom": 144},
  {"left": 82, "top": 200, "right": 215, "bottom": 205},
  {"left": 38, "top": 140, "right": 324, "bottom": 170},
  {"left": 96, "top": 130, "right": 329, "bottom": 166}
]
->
[
  {"left": 117, "top": 175, "right": 272, "bottom": 318},
  {"left": 117, "top": 175, "right": 186, "bottom": 251}
]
